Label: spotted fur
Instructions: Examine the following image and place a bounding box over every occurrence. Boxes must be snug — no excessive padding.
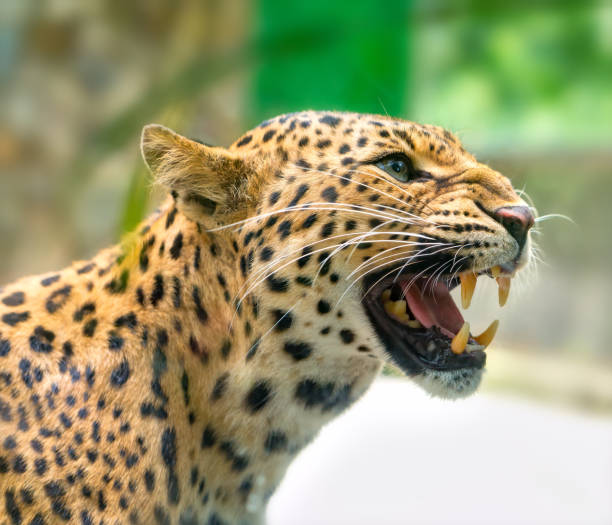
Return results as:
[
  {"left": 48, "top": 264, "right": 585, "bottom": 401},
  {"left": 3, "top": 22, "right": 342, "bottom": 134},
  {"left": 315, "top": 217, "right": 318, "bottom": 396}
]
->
[{"left": 0, "top": 111, "right": 530, "bottom": 524}]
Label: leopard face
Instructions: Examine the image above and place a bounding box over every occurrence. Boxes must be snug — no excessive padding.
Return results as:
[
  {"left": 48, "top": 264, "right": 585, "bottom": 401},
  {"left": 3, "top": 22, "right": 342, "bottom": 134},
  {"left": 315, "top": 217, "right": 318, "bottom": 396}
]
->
[
  {"left": 0, "top": 110, "right": 534, "bottom": 524},
  {"left": 171, "top": 110, "right": 532, "bottom": 399}
]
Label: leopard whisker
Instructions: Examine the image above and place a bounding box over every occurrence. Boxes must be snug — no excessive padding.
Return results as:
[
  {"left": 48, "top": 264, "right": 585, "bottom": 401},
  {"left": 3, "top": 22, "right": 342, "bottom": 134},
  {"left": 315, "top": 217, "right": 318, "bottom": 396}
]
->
[
  {"left": 423, "top": 258, "right": 457, "bottom": 297},
  {"left": 342, "top": 218, "right": 396, "bottom": 267},
  {"left": 235, "top": 228, "right": 386, "bottom": 298},
  {"left": 533, "top": 213, "right": 574, "bottom": 224},
  {"left": 253, "top": 238, "right": 435, "bottom": 301},
  {"left": 370, "top": 242, "right": 460, "bottom": 283},
  {"left": 214, "top": 202, "right": 430, "bottom": 235},
  {"left": 394, "top": 260, "right": 452, "bottom": 301},
  {"left": 346, "top": 167, "right": 435, "bottom": 214},
  {"left": 390, "top": 241, "right": 464, "bottom": 289},
  {"left": 335, "top": 242, "right": 462, "bottom": 310},
  {"left": 333, "top": 254, "right": 411, "bottom": 310},
  {"left": 296, "top": 164, "right": 438, "bottom": 226},
  {"left": 311, "top": 218, "right": 397, "bottom": 284},
  {"left": 361, "top": 258, "right": 443, "bottom": 305},
  {"left": 346, "top": 166, "right": 440, "bottom": 217},
  {"left": 232, "top": 239, "right": 365, "bottom": 323},
  {"left": 445, "top": 244, "right": 474, "bottom": 279},
  {"left": 345, "top": 242, "right": 454, "bottom": 282},
  {"left": 293, "top": 164, "right": 418, "bottom": 217},
  {"left": 240, "top": 227, "right": 437, "bottom": 300},
  {"left": 236, "top": 236, "right": 448, "bottom": 323}
]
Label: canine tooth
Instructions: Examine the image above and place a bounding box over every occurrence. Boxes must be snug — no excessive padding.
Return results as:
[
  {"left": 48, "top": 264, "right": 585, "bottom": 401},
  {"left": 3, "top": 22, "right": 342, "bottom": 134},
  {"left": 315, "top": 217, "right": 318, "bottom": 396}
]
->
[
  {"left": 474, "top": 320, "right": 499, "bottom": 349},
  {"left": 451, "top": 322, "right": 470, "bottom": 354},
  {"left": 491, "top": 265, "right": 501, "bottom": 278},
  {"left": 496, "top": 277, "right": 511, "bottom": 306},
  {"left": 406, "top": 319, "right": 422, "bottom": 329},
  {"left": 459, "top": 272, "right": 477, "bottom": 309},
  {"left": 382, "top": 289, "right": 391, "bottom": 302}
]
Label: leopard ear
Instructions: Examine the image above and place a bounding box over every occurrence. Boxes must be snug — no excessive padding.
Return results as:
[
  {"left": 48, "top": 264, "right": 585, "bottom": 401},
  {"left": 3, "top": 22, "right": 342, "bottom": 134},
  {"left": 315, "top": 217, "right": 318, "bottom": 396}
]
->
[{"left": 141, "top": 124, "right": 252, "bottom": 222}]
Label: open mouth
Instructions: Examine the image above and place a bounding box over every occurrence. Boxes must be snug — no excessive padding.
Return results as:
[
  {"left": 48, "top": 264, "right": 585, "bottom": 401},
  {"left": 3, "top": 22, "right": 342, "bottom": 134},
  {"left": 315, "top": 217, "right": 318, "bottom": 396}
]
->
[{"left": 362, "top": 266, "right": 511, "bottom": 375}]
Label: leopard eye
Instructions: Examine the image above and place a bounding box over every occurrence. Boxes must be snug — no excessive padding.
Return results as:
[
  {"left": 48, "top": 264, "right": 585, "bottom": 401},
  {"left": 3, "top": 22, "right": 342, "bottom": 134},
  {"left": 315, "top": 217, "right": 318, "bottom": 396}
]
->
[{"left": 375, "top": 155, "right": 418, "bottom": 183}]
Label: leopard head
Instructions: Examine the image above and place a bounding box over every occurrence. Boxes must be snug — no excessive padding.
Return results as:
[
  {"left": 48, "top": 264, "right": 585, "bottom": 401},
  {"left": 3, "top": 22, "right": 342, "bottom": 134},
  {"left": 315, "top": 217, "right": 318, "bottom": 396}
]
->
[{"left": 141, "top": 111, "right": 534, "bottom": 402}]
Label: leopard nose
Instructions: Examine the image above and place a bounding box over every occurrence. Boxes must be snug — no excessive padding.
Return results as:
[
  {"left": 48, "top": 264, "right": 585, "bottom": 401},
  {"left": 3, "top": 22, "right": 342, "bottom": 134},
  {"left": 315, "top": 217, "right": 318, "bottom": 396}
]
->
[{"left": 493, "top": 205, "right": 535, "bottom": 251}]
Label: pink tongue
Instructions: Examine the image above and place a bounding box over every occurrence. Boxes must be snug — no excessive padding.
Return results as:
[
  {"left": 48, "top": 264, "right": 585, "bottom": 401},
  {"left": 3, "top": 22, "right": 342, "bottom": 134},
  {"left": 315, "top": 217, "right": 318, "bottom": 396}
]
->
[{"left": 400, "top": 279, "right": 464, "bottom": 338}]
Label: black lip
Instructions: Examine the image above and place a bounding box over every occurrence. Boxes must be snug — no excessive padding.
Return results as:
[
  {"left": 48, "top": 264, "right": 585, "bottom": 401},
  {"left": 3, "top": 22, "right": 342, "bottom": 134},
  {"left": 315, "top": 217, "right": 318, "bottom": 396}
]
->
[{"left": 361, "top": 266, "right": 486, "bottom": 375}]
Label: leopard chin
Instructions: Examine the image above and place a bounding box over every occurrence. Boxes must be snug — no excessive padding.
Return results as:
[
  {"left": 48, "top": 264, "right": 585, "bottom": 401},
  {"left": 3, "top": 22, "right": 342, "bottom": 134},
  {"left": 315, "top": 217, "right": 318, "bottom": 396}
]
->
[{"left": 413, "top": 368, "right": 484, "bottom": 399}]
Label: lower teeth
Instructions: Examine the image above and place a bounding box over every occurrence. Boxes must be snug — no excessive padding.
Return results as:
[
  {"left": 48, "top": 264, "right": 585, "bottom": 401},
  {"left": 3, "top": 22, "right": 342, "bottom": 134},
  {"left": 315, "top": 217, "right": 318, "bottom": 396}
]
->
[
  {"left": 382, "top": 297, "right": 422, "bottom": 328},
  {"left": 379, "top": 275, "right": 499, "bottom": 355},
  {"left": 451, "top": 322, "right": 470, "bottom": 354},
  {"left": 384, "top": 299, "right": 406, "bottom": 316}
]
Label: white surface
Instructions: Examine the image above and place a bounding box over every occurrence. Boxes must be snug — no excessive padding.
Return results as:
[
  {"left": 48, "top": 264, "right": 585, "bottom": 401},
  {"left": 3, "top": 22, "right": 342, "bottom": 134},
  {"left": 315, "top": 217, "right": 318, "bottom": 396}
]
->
[{"left": 267, "top": 377, "right": 612, "bottom": 525}]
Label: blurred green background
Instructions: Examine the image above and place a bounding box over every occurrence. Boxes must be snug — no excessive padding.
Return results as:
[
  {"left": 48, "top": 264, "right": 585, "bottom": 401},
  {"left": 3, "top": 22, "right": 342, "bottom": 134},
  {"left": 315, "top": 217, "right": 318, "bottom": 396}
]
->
[{"left": 1, "top": 0, "right": 611, "bottom": 411}]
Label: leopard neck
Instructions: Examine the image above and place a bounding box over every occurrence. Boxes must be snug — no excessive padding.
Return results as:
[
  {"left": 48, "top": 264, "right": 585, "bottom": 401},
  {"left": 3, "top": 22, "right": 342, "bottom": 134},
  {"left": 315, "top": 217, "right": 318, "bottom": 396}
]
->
[{"left": 91, "top": 197, "right": 380, "bottom": 522}]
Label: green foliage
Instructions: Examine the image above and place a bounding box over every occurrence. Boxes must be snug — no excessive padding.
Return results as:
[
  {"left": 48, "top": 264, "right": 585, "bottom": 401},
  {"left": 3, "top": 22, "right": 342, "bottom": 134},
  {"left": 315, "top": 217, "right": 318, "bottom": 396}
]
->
[
  {"left": 412, "top": 1, "right": 612, "bottom": 150},
  {"left": 253, "top": 0, "right": 412, "bottom": 120},
  {"left": 118, "top": 163, "right": 151, "bottom": 237}
]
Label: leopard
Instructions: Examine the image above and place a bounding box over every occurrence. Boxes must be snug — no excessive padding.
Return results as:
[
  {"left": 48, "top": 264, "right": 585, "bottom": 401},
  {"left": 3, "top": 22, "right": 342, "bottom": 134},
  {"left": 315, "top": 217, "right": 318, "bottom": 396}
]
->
[{"left": 0, "top": 110, "right": 534, "bottom": 524}]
